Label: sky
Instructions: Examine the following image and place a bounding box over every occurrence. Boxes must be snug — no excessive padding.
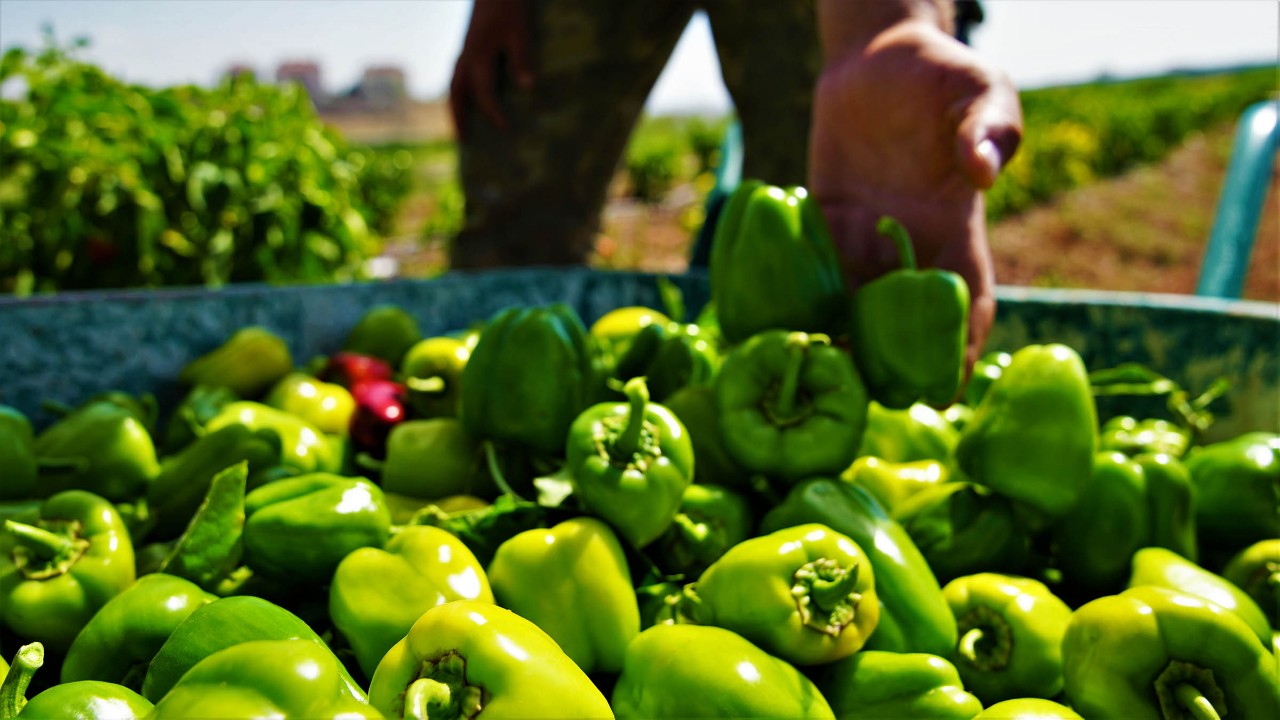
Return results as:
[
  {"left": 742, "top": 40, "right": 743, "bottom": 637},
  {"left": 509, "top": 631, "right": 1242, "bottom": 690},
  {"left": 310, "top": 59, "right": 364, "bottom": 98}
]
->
[{"left": 1, "top": 1, "right": 1277, "bottom": 115}]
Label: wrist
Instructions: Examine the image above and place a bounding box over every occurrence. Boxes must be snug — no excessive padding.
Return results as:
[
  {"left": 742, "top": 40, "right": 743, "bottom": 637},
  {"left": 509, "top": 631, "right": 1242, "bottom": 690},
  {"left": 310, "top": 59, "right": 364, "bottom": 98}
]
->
[{"left": 818, "top": 0, "right": 954, "bottom": 59}]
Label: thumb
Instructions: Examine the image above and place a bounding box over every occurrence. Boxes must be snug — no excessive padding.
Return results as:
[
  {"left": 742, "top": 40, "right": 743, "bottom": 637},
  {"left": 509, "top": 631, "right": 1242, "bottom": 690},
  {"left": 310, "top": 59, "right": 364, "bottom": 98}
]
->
[{"left": 954, "top": 93, "right": 1022, "bottom": 189}]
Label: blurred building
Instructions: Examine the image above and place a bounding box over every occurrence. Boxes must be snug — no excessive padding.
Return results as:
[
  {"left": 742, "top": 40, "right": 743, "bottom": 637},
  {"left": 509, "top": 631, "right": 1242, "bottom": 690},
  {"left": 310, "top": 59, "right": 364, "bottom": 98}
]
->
[{"left": 276, "top": 60, "right": 325, "bottom": 102}]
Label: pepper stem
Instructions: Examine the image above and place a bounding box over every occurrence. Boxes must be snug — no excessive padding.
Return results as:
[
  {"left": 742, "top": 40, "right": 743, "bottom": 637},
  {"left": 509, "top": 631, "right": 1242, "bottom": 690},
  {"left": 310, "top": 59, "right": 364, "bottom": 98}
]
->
[
  {"left": 876, "top": 216, "right": 917, "bottom": 270},
  {"left": 407, "top": 652, "right": 484, "bottom": 720},
  {"left": 611, "top": 377, "right": 649, "bottom": 460},
  {"left": 481, "top": 441, "right": 521, "bottom": 500},
  {"left": 792, "top": 558, "right": 863, "bottom": 636},
  {"left": 0, "top": 642, "right": 44, "bottom": 719},
  {"left": 772, "top": 334, "right": 813, "bottom": 422},
  {"left": 4, "top": 520, "right": 80, "bottom": 559},
  {"left": 954, "top": 606, "right": 1013, "bottom": 672},
  {"left": 403, "top": 678, "right": 454, "bottom": 720},
  {"left": 958, "top": 627, "right": 985, "bottom": 665},
  {"left": 1175, "top": 683, "right": 1222, "bottom": 720},
  {"left": 5, "top": 520, "right": 90, "bottom": 580}
]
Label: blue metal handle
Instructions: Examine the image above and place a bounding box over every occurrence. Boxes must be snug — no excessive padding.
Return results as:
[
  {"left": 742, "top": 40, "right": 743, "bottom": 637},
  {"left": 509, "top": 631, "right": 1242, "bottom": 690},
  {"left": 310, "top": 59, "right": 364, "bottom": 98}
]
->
[{"left": 1196, "top": 99, "right": 1280, "bottom": 299}]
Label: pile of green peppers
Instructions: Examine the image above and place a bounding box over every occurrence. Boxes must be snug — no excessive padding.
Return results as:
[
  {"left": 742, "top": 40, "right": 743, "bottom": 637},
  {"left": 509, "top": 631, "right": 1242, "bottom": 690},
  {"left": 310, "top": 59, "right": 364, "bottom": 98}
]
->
[{"left": 1, "top": 180, "right": 1277, "bottom": 720}]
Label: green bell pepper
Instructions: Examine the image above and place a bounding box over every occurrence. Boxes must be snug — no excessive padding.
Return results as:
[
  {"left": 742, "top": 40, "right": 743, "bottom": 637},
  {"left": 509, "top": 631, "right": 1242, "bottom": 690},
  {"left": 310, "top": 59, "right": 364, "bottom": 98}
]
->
[
  {"left": 142, "top": 595, "right": 367, "bottom": 703},
  {"left": 963, "top": 351, "right": 1012, "bottom": 407},
  {"left": 487, "top": 517, "right": 638, "bottom": 674},
  {"left": 709, "top": 179, "right": 848, "bottom": 345},
  {"left": 33, "top": 400, "right": 161, "bottom": 502},
  {"left": 566, "top": 377, "right": 694, "bottom": 549},
  {"left": 379, "top": 418, "right": 492, "bottom": 500},
  {"left": 0, "top": 406, "right": 38, "bottom": 501},
  {"left": 0, "top": 491, "right": 135, "bottom": 652},
  {"left": 459, "top": 303, "right": 594, "bottom": 458},
  {"left": 242, "top": 473, "right": 391, "bottom": 584},
  {"left": 264, "top": 372, "right": 355, "bottom": 436},
  {"left": 368, "top": 600, "right": 611, "bottom": 720},
  {"left": 760, "top": 478, "right": 956, "bottom": 658},
  {"left": 715, "top": 330, "right": 868, "bottom": 482},
  {"left": 943, "top": 573, "right": 1073, "bottom": 706},
  {"left": 849, "top": 216, "right": 970, "bottom": 410},
  {"left": 612, "top": 623, "right": 834, "bottom": 719},
  {"left": 807, "top": 650, "right": 983, "bottom": 720},
  {"left": 1062, "top": 585, "right": 1280, "bottom": 720},
  {"left": 159, "top": 384, "right": 240, "bottom": 454},
  {"left": 147, "top": 639, "right": 378, "bottom": 719},
  {"left": 955, "top": 344, "right": 1097, "bottom": 523},
  {"left": 896, "top": 482, "right": 1030, "bottom": 584},
  {"left": 343, "top": 303, "right": 423, "bottom": 368},
  {"left": 857, "top": 401, "right": 960, "bottom": 464},
  {"left": 1137, "top": 453, "right": 1198, "bottom": 563},
  {"left": 1127, "top": 546, "right": 1273, "bottom": 647},
  {"left": 661, "top": 385, "right": 749, "bottom": 492},
  {"left": 401, "top": 336, "right": 471, "bottom": 419},
  {"left": 1184, "top": 432, "right": 1280, "bottom": 557},
  {"left": 678, "top": 523, "right": 879, "bottom": 666},
  {"left": 179, "top": 326, "right": 294, "bottom": 398},
  {"left": 1221, "top": 539, "right": 1279, "bottom": 629},
  {"left": 13, "top": 681, "right": 153, "bottom": 720},
  {"left": 1052, "top": 451, "right": 1153, "bottom": 597},
  {"left": 842, "top": 456, "right": 949, "bottom": 517},
  {"left": 973, "top": 699, "right": 1083, "bottom": 719},
  {"left": 611, "top": 320, "right": 720, "bottom": 403},
  {"left": 331, "top": 525, "right": 495, "bottom": 679},
  {"left": 60, "top": 573, "right": 216, "bottom": 690},
  {"left": 1100, "top": 416, "right": 1190, "bottom": 458},
  {"left": 651, "top": 482, "right": 754, "bottom": 579},
  {"left": 205, "top": 401, "right": 341, "bottom": 474},
  {"left": 144, "top": 423, "right": 280, "bottom": 540}
]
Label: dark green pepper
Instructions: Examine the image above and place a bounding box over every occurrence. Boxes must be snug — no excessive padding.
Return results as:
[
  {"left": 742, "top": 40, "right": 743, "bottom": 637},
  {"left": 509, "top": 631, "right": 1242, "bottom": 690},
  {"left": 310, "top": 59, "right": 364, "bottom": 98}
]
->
[
  {"left": 715, "top": 330, "right": 868, "bottom": 483},
  {"left": 849, "top": 216, "right": 970, "bottom": 409},
  {"left": 459, "top": 304, "right": 594, "bottom": 458},
  {"left": 566, "top": 377, "right": 694, "bottom": 549},
  {"left": 159, "top": 384, "right": 240, "bottom": 454},
  {"left": 612, "top": 320, "right": 720, "bottom": 403},
  {"left": 896, "top": 482, "right": 1030, "bottom": 584},
  {"left": 378, "top": 418, "right": 492, "bottom": 500},
  {"left": 1052, "top": 451, "right": 1152, "bottom": 597},
  {"left": 807, "top": 651, "right": 983, "bottom": 720},
  {"left": 1184, "top": 432, "right": 1280, "bottom": 557},
  {"left": 709, "top": 180, "right": 848, "bottom": 345},
  {"left": 33, "top": 400, "right": 161, "bottom": 502},
  {"left": 651, "top": 483, "right": 754, "bottom": 579},
  {"left": 0, "top": 406, "right": 38, "bottom": 501},
  {"left": 342, "top": 304, "right": 423, "bottom": 368},
  {"left": 661, "top": 385, "right": 749, "bottom": 492}
]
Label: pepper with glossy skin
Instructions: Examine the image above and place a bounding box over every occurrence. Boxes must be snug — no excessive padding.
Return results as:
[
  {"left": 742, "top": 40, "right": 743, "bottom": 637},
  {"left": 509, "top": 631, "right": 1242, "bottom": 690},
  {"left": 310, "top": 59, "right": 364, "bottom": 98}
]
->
[
  {"left": 204, "top": 401, "right": 341, "bottom": 475},
  {"left": 963, "top": 351, "right": 1012, "bottom": 407},
  {"left": 896, "top": 482, "right": 1030, "bottom": 584},
  {"left": 589, "top": 306, "right": 672, "bottom": 360},
  {"left": 331, "top": 525, "right": 495, "bottom": 679},
  {"left": 849, "top": 217, "right": 970, "bottom": 410},
  {"left": 1184, "top": 432, "right": 1280, "bottom": 556},
  {"left": 709, "top": 180, "right": 848, "bottom": 345},
  {"left": 349, "top": 379, "right": 410, "bottom": 457},
  {"left": 0, "top": 491, "right": 135, "bottom": 652},
  {"left": 857, "top": 402, "right": 960, "bottom": 464},
  {"left": 943, "top": 573, "right": 1073, "bottom": 706},
  {"left": 1127, "top": 546, "right": 1273, "bottom": 647},
  {"left": 13, "top": 681, "right": 154, "bottom": 720},
  {"left": 973, "top": 699, "right": 1083, "bottom": 719},
  {"left": 1052, "top": 451, "right": 1152, "bottom": 597},
  {"left": 178, "top": 326, "right": 293, "bottom": 398},
  {"left": 142, "top": 595, "right": 367, "bottom": 703},
  {"left": 955, "top": 344, "right": 1097, "bottom": 523},
  {"left": 61, "top": 573, "right": 216, "bottom": 690},
  {"left": 651, "top": 483, "right": 754, "bottom": 579},
  {"left": 715, "top": 330, "right": 868, "bottom": 482},
  {"left": 1137, "top": 453, "right": 1199, "bottom": 563},
  {"left": 33, "top": 400, "right": 161, "bottom": 502},
  {"left": 320, "top": 351, "right": 396, "bottom": 390},
  {"left": 488, "top": 517, "right": 638, "bottom": 674},
  {"left": 807, "top": 651, "right": 983, "bottom": 720},
  {"left": 0, "top": 407, "right": 38, "bottom": 501},
  {"left": 661, "top": 385, "right": 748, "bottom": 492},
  {"left": 1221, "top": 539, "right": 1279, "bottom": 629},
  {"left": 401, "top": 336, "right": 471, "bottom": 419},
  {"left": 459, "top": 304, "right": 595, "bottom": 458},
  {"left": 1062, "top": 585, "right": 1280, "bottom": 720},
  {"left": 612, "top": 623, "right": 833, "bottom": 719},
  {"left": 678, "top": 523, "right": 878, "bottom": 666},
  {"left": 144, "top": 424, "right": 280, "bottom": 540},
  {"left": 242, "top": 473, "right": 391, "bottom": 584},
  {"left": 1100, "top": 416, "right": 1190, "bottom": 458},
  {"left": 343, "top": 304, "right": 423, "bottom": 368},
  {"left": 368, "top": 600, "right": 612, "bottom": 720},
  {"left": 379, "top": 419, "right": 491, "bottom": 500},
  {"left": 146, "top": 639, "right": 378, "bottom": 719},
  {"left": 567, "top": 377, "right": 693, "bottom": 549},
  {"left": 611, "top": 321, "right": 720, "bottom": 403},
  {"left": 760, "top": 480, "right": 956, "bottom": 658},
  {"left": 843, "top": 456, "right": 949, "bottom": 517},
  {"left": 264, "top": 373, "right": 355, "bottom": 436}
]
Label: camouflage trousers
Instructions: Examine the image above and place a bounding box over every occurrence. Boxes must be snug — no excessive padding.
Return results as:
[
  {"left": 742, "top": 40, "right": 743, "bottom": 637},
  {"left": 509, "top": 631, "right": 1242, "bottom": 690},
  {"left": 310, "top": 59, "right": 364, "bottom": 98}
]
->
[{"left": 451, "top": 0, "right": 819, "bottom": 269}]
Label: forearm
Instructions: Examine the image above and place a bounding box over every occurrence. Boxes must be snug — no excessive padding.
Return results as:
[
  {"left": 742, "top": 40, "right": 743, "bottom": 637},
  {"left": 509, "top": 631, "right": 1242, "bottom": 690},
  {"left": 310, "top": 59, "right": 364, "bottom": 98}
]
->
[{"left": 818, "top": 0, "right": 955, "bottom": 59}]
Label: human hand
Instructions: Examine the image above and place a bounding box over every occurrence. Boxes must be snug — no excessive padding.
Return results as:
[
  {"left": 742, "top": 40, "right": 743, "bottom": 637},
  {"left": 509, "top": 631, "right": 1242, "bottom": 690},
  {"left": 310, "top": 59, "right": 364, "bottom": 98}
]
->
[
  {"left": 449, "top": 0, "right": 536, "bottom": 140},
  {"left": 807, "top": 18, "right": 1021, "bottom": 374}
]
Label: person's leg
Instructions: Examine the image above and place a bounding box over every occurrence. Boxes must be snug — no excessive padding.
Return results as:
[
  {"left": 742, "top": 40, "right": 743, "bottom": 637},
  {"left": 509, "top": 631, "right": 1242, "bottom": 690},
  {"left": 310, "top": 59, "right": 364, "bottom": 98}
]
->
[
  {"left": 703, "top": 0, "right": 820, "bottom": 188},
  {"left": 452, "top": 0, "right": 697, "bottom": 269}
]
